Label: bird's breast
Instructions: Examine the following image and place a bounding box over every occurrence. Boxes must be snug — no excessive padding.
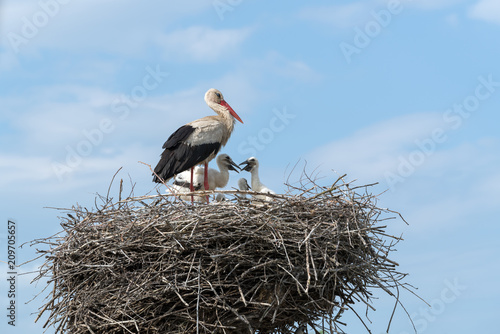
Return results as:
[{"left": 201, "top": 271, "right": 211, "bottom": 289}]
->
[{"left": 185, "top": 117, "right": 230, "bottom": 147}]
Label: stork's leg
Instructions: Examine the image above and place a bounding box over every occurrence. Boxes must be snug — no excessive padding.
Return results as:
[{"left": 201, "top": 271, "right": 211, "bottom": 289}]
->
[
  {"left": 190, "top": 167, "right": 194, "bottom": 203},
  {"left": 204, "top": 162, "right": 209, "bottom": 203}
]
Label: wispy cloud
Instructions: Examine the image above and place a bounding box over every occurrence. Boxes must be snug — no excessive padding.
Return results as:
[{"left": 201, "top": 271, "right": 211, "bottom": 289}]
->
[
  {"left": 298, "top": 2, "right": 374, "bottom": 29},
  {"left": 0, "top": 48, "right": 20, "bottom": 71},
  {"left": 407, "top": 0, "right": 466, "bottom": 10},
  {"left": 298, "top": 0, "right": 466, "bottom": 31},
  {"left": 1, "top": 1, "right": 213, "bottom": 55},
  {"left": 0, "top": 155, "right": 54, "bottom": 186},
  {"left": 306, "top": 112, "right": 449, "bottom": 183},
  {"left": 469, "top": 0, "right": 500, "bottom": 24},
  {"left": 264, "top": 52, "right": 321, "bottom": 83},
  {"left": 400, "top": 138, "right": 500, "bottom": 233},
  {"left": 156, "top": 26, "right": 253, "bottom": 63},
  {"left": 306, "top": 113, "right": 500, "bottom": 235},
  {"left": 0, "top": 144, "right": 158, "bottom": 194}
]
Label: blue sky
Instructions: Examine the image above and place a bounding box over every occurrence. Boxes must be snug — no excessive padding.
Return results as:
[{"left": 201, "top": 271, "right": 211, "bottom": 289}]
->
[{"left": 1, "top": 0, "right": 499, "bottom": 333}]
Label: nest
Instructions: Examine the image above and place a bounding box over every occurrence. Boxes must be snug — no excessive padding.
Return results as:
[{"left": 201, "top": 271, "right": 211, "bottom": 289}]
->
[{"left": 31, "top": 176, "right": 409, "bottom": 334}]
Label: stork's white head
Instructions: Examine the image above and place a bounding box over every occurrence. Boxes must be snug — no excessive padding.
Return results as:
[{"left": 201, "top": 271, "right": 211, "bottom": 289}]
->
[
  {"left": 216, "top": 153, "right": 240, "bottom": 172},
  {"left": 239, "top": 157, "right": 259, "bottom": 172},
  {"left": 204, "top": 88, "right": 243, "bottom": 124},
  {"left": 238, "top": 178, "right": 251, "bottom": 191}
]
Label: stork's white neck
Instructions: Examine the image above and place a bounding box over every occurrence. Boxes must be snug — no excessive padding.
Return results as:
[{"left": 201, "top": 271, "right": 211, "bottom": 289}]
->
[
  {"left": 207, "top": 100, "right": 235, "bottom": 133},
  {"left": 216, "top": 159, "right": 230, "bottom": 176},
  {"left": 212, "top": 158, "right": 230, "bottom": 188},
  {"left": 250, "top": 165, "right": 262, "bottom": 190}
]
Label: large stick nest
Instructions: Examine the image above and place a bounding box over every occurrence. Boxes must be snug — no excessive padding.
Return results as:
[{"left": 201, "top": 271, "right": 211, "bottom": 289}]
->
[{"left": 31, "top": 176, "right": 409, "bottom": 334}]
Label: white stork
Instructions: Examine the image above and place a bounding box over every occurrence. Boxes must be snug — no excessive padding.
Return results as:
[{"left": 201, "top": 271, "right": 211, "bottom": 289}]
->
[
  {"left": 173, "top": 154, "right": 240, "bottom": 191},
  {"left": 239, "top": 157, "right": 276, "bottom": 202},
  {"left": 237, "top": 177, "right": 251, "bottom": 199},
  {"left": 153, "top": 89, "right": 243, "bottom": 201},
  {"left": 172, "top": 166, "right": 203, "bottom": 191},
  {"left": 170, "top": 154, "right": 240, "bottom": 202},
  {"left": 165, "top": 181, "right": 203, "bottom": 203}
]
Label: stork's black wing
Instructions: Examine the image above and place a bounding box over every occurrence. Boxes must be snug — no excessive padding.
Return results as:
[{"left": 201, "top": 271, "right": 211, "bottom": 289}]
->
[
  {"left": 161, "top": 125, "right": 195, "bottom": 150},
  {"left": 153, "top": 125, "right": 221, "bottom": 183}
]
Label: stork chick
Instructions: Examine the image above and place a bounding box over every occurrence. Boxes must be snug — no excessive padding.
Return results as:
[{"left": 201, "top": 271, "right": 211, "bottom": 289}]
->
[
  {"left": 174, "top": 154, "right": 239, "bottom": 191},
  {"left": 237, "top": 178, "right": 251, "bottom": 199},
  {"left": 170, "top": 154, "right": 239, "bottom": 202},
  {"left": 239, "top": 157, "right": 275, "bottom": 202}
]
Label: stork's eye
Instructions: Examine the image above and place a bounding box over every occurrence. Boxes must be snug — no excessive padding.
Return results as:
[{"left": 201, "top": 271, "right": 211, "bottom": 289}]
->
[{"left": 215, "top": 92, "right": 221, "bottom": 99}]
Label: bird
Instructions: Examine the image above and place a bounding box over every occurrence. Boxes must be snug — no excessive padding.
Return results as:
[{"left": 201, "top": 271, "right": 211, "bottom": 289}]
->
[
  {"left": 295, "top": 325, "right": 307, "bottom": 334},
  {"left": 239, "top": 157, "right": 275, "bottom": 202},
  {"left": 166, "top": 166, "right": 204, "bottom": 202},
  {"left": 238, "top": 177, "right": 250, "bottom": 191},
  {"left": 153, "top": 88, "right": 243, "bottom": 201},
  {"left": 166, "top": 181, "right": 204, "bottom": 203},
  {"left": 237, "top": 177, "right": 251, "bottom": 199},
  {"left": 215, "top": 193, "right": 226, "bottom": 202},
  {"left": 172, "top": 166, "right": 203, "bottom": 190},
  {"left": 170, "top": 154, "right": 240, "bottom": 202},
  {"left": 174, "top": 154, "right": 240, "bottom": 191}
]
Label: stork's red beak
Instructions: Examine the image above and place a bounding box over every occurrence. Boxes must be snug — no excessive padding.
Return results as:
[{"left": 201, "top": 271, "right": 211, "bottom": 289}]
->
[{"left": 220, "top": 100, "right": 243, "bottom": 124}]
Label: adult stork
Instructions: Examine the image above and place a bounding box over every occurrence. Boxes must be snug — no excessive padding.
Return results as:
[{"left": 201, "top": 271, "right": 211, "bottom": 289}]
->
[
  {"left": 239, "top": 157, "right": 276, "bottom": 203},
  {"left": 153, "top": 89, "right": 243, "bottom": 200}
]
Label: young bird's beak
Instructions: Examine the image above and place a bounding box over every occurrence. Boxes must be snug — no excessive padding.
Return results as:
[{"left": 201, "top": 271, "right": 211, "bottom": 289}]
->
[
  {"left": 226, "top": 156, "right": 240, "bottom": 172},
  {"left": 239, "top": 160, "right": 253, "bottom": 172}
]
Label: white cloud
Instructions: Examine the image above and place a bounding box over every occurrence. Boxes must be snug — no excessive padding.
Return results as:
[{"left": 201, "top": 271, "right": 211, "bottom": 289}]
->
[
  {"left": 445, "top": 13, "right": 460, "bottom": 26},
  {"left": 407, "top": 0, "right": 466, "bottom": 10},
  {"left": 4, "top": 85, "right": 117, "bottom": 149},
  {"left": 264, "top": 51, "right": 321, "bottom": 83},
  {"left": 0, "top": 0, "right": 213, "bottom": 55},
  {"left": 306, "top": 112, "right": 500, "bottom": 235},
  {"left": 0, "top": 155, "right": 54, "bottom": 186},
  {"left": 299, "top": 2, "right": 374, "bottom": 29},
  {"left": 400, "top": 139, "right": 500, "bottom": 234},
  {"left": 156, "top": 26, "right": 253, "bottom": 62},
  {"left": 0, "top": 144, "right": 159, "bottom": 194},
  {"left": 0, "top": 48, "right": 20, "bottom": 71},
  {"left": 306, "top": 112, "right": 449, "bottom": 183},
  {"left": 299, "top": 0, "right": 466, "bottom": 30},
  {"left": 469, "top": 0, "right": 500, "bottom": 24}
]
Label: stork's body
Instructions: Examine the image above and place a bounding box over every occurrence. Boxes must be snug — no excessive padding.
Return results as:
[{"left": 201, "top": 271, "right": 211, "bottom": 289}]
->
[
  {"left": 153, "top": 89, "right": 243, "bottom": 201},
  {"left": 240, "top": 157, "right": 275, "bottom": 202}
]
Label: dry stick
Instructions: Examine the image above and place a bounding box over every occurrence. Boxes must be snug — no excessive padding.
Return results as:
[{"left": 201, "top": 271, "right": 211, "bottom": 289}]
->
[
  {"left": 196, "top": 260, "right": 201, "bottom": 334},
  {"left": 106, "top": 167, "right": 123, "bottom": 202},
  {"left": 386, "top": 271, "right": 400, "bottom": 334},
  {"left": 138, "top": 161, "right": 180, "bottom": 202},
  {"left": 119, "top": 178, "right": 123, "bottom": 204},
  {"left": 385, "top": 269, "right": 418, "bottom": 334},
  {"left": 305, "top": 231, "right": 311, "bottom": 293}
]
